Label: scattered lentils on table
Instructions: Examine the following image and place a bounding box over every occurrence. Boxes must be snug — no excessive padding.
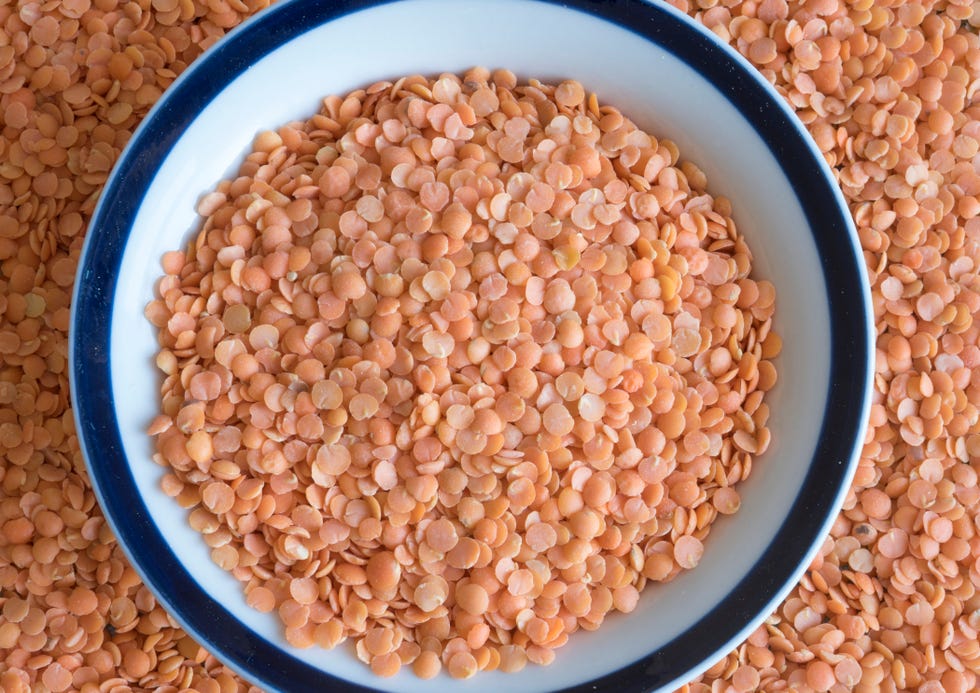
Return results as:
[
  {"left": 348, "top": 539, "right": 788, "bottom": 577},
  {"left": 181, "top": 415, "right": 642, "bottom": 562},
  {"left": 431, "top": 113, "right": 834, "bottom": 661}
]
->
[{"left": 0, "top": 0, "right": 979, "bottom": 691}]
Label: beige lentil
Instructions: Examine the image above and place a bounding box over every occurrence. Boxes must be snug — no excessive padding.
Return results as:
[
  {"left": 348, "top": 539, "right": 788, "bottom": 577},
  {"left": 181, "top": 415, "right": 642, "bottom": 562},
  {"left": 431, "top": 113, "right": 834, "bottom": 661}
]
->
[{"left": 1, "top": 0, "right": 979, "bottom": 691}]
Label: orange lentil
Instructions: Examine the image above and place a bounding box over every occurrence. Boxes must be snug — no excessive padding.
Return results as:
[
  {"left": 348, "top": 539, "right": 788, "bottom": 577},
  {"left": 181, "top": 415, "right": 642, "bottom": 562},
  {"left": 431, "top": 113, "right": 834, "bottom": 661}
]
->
[
  {"left": 147, "top": 71, "right": 775, "bottom": 681},
  {"left": 18, "top": 0, "right": 978, "bottom": 685}
]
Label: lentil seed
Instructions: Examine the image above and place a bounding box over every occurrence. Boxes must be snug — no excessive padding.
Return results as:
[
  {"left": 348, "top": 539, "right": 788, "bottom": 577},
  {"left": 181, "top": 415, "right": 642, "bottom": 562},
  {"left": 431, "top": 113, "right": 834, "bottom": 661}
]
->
[
  {"left": 148, "top": 70, "right": 777, "bottom": 680},
  {"left": 5, "top": 0, "right": 977, "bottom": 688}
]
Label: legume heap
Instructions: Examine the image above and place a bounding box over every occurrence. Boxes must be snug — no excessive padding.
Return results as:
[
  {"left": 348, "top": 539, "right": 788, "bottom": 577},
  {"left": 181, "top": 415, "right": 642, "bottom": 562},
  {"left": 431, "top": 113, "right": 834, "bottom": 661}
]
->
[
  {"left": 0, "top": 1, "right": 978, "bottom": 692},
  {"left": 145, "top": 68, "right": 779, "bottom": 680}
]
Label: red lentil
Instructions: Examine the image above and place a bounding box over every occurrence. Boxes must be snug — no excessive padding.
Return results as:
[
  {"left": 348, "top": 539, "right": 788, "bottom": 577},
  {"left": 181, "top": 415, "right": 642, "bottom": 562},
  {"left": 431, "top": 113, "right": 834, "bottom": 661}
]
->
[
  {"left": 2, "top": 0, "right": 979, "bottom": 691},
  {"left": 145, "top": 71, "right": 777, "bottom": 678}
]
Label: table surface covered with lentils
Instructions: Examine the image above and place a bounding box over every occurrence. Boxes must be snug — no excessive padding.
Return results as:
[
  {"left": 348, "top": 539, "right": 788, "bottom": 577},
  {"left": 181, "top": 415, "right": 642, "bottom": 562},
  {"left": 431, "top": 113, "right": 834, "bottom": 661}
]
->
[{"left": 0, "top": 0, "right": 978, "bottom": 691}]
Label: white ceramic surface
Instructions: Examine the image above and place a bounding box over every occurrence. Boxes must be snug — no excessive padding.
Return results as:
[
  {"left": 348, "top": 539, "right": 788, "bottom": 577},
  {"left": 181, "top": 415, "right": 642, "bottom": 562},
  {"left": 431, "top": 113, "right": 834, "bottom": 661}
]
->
[{"left": 76, "top": 0, "right": 873, "bottom": 691}]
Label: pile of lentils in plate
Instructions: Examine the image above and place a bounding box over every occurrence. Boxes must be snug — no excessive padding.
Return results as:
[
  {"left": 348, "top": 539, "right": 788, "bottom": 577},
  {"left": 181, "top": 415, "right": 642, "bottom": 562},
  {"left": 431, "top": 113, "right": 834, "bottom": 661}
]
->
[{"left": 144, "top": 68, "right": 779, "bottom": 679}]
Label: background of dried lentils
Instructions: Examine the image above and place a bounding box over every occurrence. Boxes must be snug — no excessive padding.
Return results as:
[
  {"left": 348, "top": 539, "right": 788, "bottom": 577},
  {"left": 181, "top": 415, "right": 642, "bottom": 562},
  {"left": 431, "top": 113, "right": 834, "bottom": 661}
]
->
[{"left": 0, "top": 0, "right": 978, "bottom": 691}]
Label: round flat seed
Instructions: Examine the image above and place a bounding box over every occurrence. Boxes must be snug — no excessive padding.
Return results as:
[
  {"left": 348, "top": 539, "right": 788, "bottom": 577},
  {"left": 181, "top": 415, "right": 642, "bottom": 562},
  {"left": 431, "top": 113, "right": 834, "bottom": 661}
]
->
[{"left": 138, "top": 68, "right": 788, "bottom": 687}]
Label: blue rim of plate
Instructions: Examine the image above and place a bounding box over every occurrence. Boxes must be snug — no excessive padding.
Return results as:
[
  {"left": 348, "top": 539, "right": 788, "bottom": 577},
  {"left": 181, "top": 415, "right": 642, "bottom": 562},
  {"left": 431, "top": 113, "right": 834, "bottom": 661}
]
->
[{"left": 69, "top": 0, "right": 874, "bottom": 691}]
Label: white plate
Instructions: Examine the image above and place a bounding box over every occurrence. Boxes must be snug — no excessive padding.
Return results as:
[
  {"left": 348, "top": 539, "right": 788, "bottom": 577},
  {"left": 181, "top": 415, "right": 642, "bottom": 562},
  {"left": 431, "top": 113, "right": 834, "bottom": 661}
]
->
[{"left": 70, "top": 1, "right": 874, "bottom": 691}]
